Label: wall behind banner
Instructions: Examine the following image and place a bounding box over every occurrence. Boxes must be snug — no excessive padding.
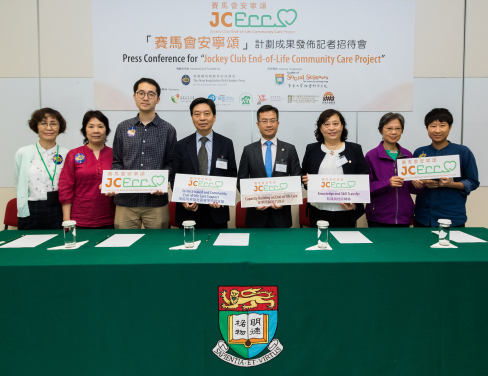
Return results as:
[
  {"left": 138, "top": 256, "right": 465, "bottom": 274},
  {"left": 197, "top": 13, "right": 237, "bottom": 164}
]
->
[{"left": 1, "top": 0, "right": 487, "bottom": 229}]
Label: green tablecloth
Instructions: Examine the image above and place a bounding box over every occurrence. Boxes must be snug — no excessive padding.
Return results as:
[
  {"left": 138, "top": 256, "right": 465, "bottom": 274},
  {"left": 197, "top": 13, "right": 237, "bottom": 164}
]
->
[{"left": 1, "top": 228, "right": 487, "bottom": 375}]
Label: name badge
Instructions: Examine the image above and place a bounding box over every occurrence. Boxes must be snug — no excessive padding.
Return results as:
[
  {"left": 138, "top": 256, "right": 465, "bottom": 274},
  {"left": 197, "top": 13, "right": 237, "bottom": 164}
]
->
[
  {"left": 216, "top": 158, "right": 228, "bottom": 170},
  {"left": 275, "top": 162, "right": 287, "bottom": 173},
  {"left": 335, "top": 155, "right": 348, "bottom": 168}
]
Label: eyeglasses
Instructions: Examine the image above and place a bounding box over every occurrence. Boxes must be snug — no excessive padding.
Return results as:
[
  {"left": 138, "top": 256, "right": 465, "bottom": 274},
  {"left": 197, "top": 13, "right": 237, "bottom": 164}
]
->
[
  {"left": 38, "top": 122, "right": 60, "bottom": 129},
  {"left": 259, "top": 119, "right": 277, "bottom": 125},
  {"left": 136, "top": 91, "right": 157, "bottom": 100},
  {"left": 384, "top": 127, "right": 402, "bottom": 133},
  {"left": 322, "top": 122, "right": 341, "bottom": 129}
]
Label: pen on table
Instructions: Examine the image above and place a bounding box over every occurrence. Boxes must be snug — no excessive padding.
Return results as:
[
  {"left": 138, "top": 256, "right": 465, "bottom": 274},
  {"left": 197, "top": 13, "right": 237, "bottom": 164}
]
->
[
  {"left": 206, "top": 234, "right": 211, "bottom": 242},
  {"left": 0, "top": 235, "right": 25, "bottom": 246},
  {"left": 96, "top": 235, "right": 111, "bottom": 244}
]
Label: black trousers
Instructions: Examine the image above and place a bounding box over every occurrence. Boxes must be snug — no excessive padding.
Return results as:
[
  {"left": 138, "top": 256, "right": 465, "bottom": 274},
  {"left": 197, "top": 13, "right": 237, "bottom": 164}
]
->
[
  {"left": 179, "top": 204, "right": 228, "bottom": 230},
  {"left": 309, "top": 205, "right": 355, "bottom": 228},
  {"left": 17, "top": 200, "right": 63, "bottom": 230},
  {"left": 368, "top": 221, "right": 411, "bottom": 228},
  {"left": 413, "top": 219, "right": 465, "bottom": 228}
]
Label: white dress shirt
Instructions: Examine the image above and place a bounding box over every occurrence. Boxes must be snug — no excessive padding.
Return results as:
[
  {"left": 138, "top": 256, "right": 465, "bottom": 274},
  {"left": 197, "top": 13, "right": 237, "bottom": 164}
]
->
[
  {"left": 261, "top": 136, "right": 277, "bottom": 168},
  {"left": 196, "top": 130, "right": 213, "bottom": 175},
  {"left": 311, "top": 143, "right": 346, "bottom": 212},
  {"left": 28, "top": 141, "right": 64, "bottom": 201}
]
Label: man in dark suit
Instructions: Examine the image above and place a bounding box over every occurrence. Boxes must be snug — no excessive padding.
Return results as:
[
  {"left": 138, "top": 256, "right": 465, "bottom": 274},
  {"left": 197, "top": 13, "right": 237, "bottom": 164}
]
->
[
  {"left": 170, "top": 97, "right": 237, "bottom": 228},
  {"left": 238, "top": 105, "right": 301, "bottom": 228}
]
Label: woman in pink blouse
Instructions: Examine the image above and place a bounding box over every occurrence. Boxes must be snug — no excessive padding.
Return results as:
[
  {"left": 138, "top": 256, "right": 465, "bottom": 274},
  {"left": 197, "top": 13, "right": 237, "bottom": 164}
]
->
[{"left": 59, "top": 110, "right": 115, "bottom": 228}]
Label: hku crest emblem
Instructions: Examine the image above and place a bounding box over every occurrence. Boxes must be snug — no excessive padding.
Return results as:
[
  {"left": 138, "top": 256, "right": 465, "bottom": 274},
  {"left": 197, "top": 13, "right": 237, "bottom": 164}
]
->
[{"left": 212, "top": 286, "right": 283, "bottom": 367}]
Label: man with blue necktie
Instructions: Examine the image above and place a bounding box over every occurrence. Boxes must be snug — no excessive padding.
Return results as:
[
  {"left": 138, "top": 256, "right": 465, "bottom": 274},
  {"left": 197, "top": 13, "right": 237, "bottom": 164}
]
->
[{"left": 238, "top": 105, "right": 301, "bottom": 228}]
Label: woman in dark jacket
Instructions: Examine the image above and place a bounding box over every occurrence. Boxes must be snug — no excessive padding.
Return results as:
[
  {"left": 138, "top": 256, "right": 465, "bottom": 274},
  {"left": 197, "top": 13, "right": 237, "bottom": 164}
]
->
[{"left": 302, "top": 109, "right": 369, "bottom": 228}]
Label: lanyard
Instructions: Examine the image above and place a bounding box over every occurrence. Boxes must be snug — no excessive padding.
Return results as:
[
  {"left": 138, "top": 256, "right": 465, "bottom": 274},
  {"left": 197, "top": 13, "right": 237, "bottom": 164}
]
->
[{"left": 36, "top": 143, "right": 59, "bottom": 187}]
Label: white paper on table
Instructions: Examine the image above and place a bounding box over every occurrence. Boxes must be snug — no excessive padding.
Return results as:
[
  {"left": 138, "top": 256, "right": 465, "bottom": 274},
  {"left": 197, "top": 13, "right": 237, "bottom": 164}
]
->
[
  {"left": 306, "top": 244, "right": 333, "bottom": 251},
  {"left": 431, "top": 242, "right": 458, "bottom": 249},
  {"left": 213, "top": 233, "right": 249, "bottom": 246},
  {"left": 0, "top": 234, "right": 58, "bottom": 248},
  {"left": 47, "top": 240, "right": 89, "bottom": 250},
  {"left": 330, "top": 231, "right": 372, "bottom": 244},
  {"left": 431, "top": 231, "right": 487, "bottom": 243},
  {"left": 95, "top": 234, "right": 144, "bottom": 247},
  {"left": 169, "top": 240, "right": 201, "bottom": 250}
]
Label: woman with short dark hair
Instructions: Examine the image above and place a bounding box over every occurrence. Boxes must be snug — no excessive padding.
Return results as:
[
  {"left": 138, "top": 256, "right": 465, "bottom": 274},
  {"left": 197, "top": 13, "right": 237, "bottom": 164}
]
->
[
  {"left": 58, "top": 110, "right": 115, "bottom": 229},
  {"left": 301, "top": 109, "right": 369, "bottom": 228},
  {"left": 365, "top": 113, "right": 424, "bottom": 227},
  {"left": 15, "top": 108, "right": 69, "bottom": 229}
]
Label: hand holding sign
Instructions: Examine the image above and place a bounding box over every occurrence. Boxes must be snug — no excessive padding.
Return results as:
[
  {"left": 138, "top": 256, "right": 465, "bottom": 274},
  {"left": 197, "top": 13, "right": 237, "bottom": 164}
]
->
[
  {"left": 439, "top": 177, "right": 454, "bottom": 188},
  {"left": 390, "top": 176, "right": 404, "bottom": 187}
]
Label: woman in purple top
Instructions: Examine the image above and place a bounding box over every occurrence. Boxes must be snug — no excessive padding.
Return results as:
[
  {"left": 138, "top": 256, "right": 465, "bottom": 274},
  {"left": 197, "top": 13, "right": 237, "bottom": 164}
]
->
[{"left": 365, "top": 113, "right": 424, "bottom": 227}]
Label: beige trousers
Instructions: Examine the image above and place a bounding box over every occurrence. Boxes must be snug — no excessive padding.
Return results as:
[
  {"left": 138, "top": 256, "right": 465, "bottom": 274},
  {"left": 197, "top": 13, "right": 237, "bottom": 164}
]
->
[{"left": 114, "top": 205, "right": 169, "bottom": 229}]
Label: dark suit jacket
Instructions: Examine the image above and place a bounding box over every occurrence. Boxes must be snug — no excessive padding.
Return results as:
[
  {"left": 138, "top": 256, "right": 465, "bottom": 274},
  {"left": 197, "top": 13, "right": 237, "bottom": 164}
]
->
[
  {"left": 170, "top": 131, "right": 237, "bottom": 226},
  {"left": 301, "top": 141, "right": 369, "bottom": 224},
  {"left": 237, "top": 139, "right": 301, "bottom": 228}
]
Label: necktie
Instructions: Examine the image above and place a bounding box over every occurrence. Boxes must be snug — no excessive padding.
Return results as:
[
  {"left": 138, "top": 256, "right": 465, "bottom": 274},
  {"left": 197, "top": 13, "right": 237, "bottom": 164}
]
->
[
  {"left": 198, "top": 136, "right": 209, "bottom": 175},
  {"left": 265, "top": 141, "right": 273, "bottom": 177}
]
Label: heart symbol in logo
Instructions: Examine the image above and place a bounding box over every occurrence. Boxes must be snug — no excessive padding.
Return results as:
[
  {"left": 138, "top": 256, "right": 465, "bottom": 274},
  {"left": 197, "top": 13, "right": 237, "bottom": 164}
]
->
[
  {"left": 151, "top": 175, "right": 165, "bottom": 186},
  {"left": 280, "top": 183, "right": 288, "bottom": 190},
  {"left": 347, "top": 181, "right": 356, "bottom": 188},
  {"left": 277, "top": 9, "right": 298, "bottom": 26},
  {"left": 215, "top": 181, "right": 223, "bottom": 188},
  {"left": 444, "top": 161, "right": 457, "bottom": 172}
]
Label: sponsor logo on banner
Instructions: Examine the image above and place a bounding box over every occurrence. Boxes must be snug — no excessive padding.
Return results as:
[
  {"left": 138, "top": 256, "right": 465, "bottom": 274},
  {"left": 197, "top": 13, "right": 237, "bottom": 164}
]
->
[
  {"left": 213, "top": 286, "right": 283, "bottom": 367},
  {"left": 181, "top": 75, "right": 190, "bottom": 85},
  {"left": 287, "top": 95, "right": 320, "bottom": 104},
  {"left": 208, "top": 94, "right": 216, "bottom": 101},
  {"left": 269, "top": 96, "right": 284, "bottom": 102},
  {"left": 240, "top": 93, "right": 253, "bottom": 106},
  {"left": 287, "top": 73, "right": 328, "bottom": 83},
  {"left": 275, "top": 74, "right": 285, "bottom": 85},
  {"left": 209, "top": 8, "right": 298, "bottom": 28},
  {"left": 171, "top": 94, "right": 194, "bottom": 103},
  {"left": 322, "top": 92, "right": 335, "bottom": 104},
  {"left": 256, "top": 95, "right": 267, "bottom": 105}
]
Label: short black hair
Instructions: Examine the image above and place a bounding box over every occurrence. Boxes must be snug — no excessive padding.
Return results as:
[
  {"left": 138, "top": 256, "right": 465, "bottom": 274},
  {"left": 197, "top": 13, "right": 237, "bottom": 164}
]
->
[
  {"left": 133, "top": 78, "right": 161, "bottom": 98},
  {"left": 81, "top": 110, "right": 110, "bottom": 145},
  {"left": 190, "top": 97, "right": 216, "bottom": 116},
  {"left": 378, "top": 113, "right": 405, "bottom": 133},
  {"left": 257, "top": 105, "right": 279, "bottom": 121},
  {"left": 315, "top": 109, "right": 348, "bottom": 143},
  {"left": 28, "top": 108, "right": 67, "bottom": 134},
  {"left": 424, "top": 108, "right": 453, "bottom": 127}
]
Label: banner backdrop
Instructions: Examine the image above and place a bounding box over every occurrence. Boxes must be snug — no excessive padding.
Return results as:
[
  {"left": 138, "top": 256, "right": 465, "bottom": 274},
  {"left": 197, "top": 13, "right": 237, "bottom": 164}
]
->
[{"left": 93, "top": 0, "right": 415, "bottom": 111}]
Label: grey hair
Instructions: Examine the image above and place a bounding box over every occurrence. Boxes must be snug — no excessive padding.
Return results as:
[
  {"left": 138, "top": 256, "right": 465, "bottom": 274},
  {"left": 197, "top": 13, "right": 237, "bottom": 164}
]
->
[{"left": 378, "top": 113, "right": 405, "bottom": 133}]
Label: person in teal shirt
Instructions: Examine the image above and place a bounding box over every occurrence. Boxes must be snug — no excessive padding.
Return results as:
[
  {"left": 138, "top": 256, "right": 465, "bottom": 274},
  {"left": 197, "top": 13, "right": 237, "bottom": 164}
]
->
[{"left": 15, "top": 108, "right": 69, "bottom": 229}]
